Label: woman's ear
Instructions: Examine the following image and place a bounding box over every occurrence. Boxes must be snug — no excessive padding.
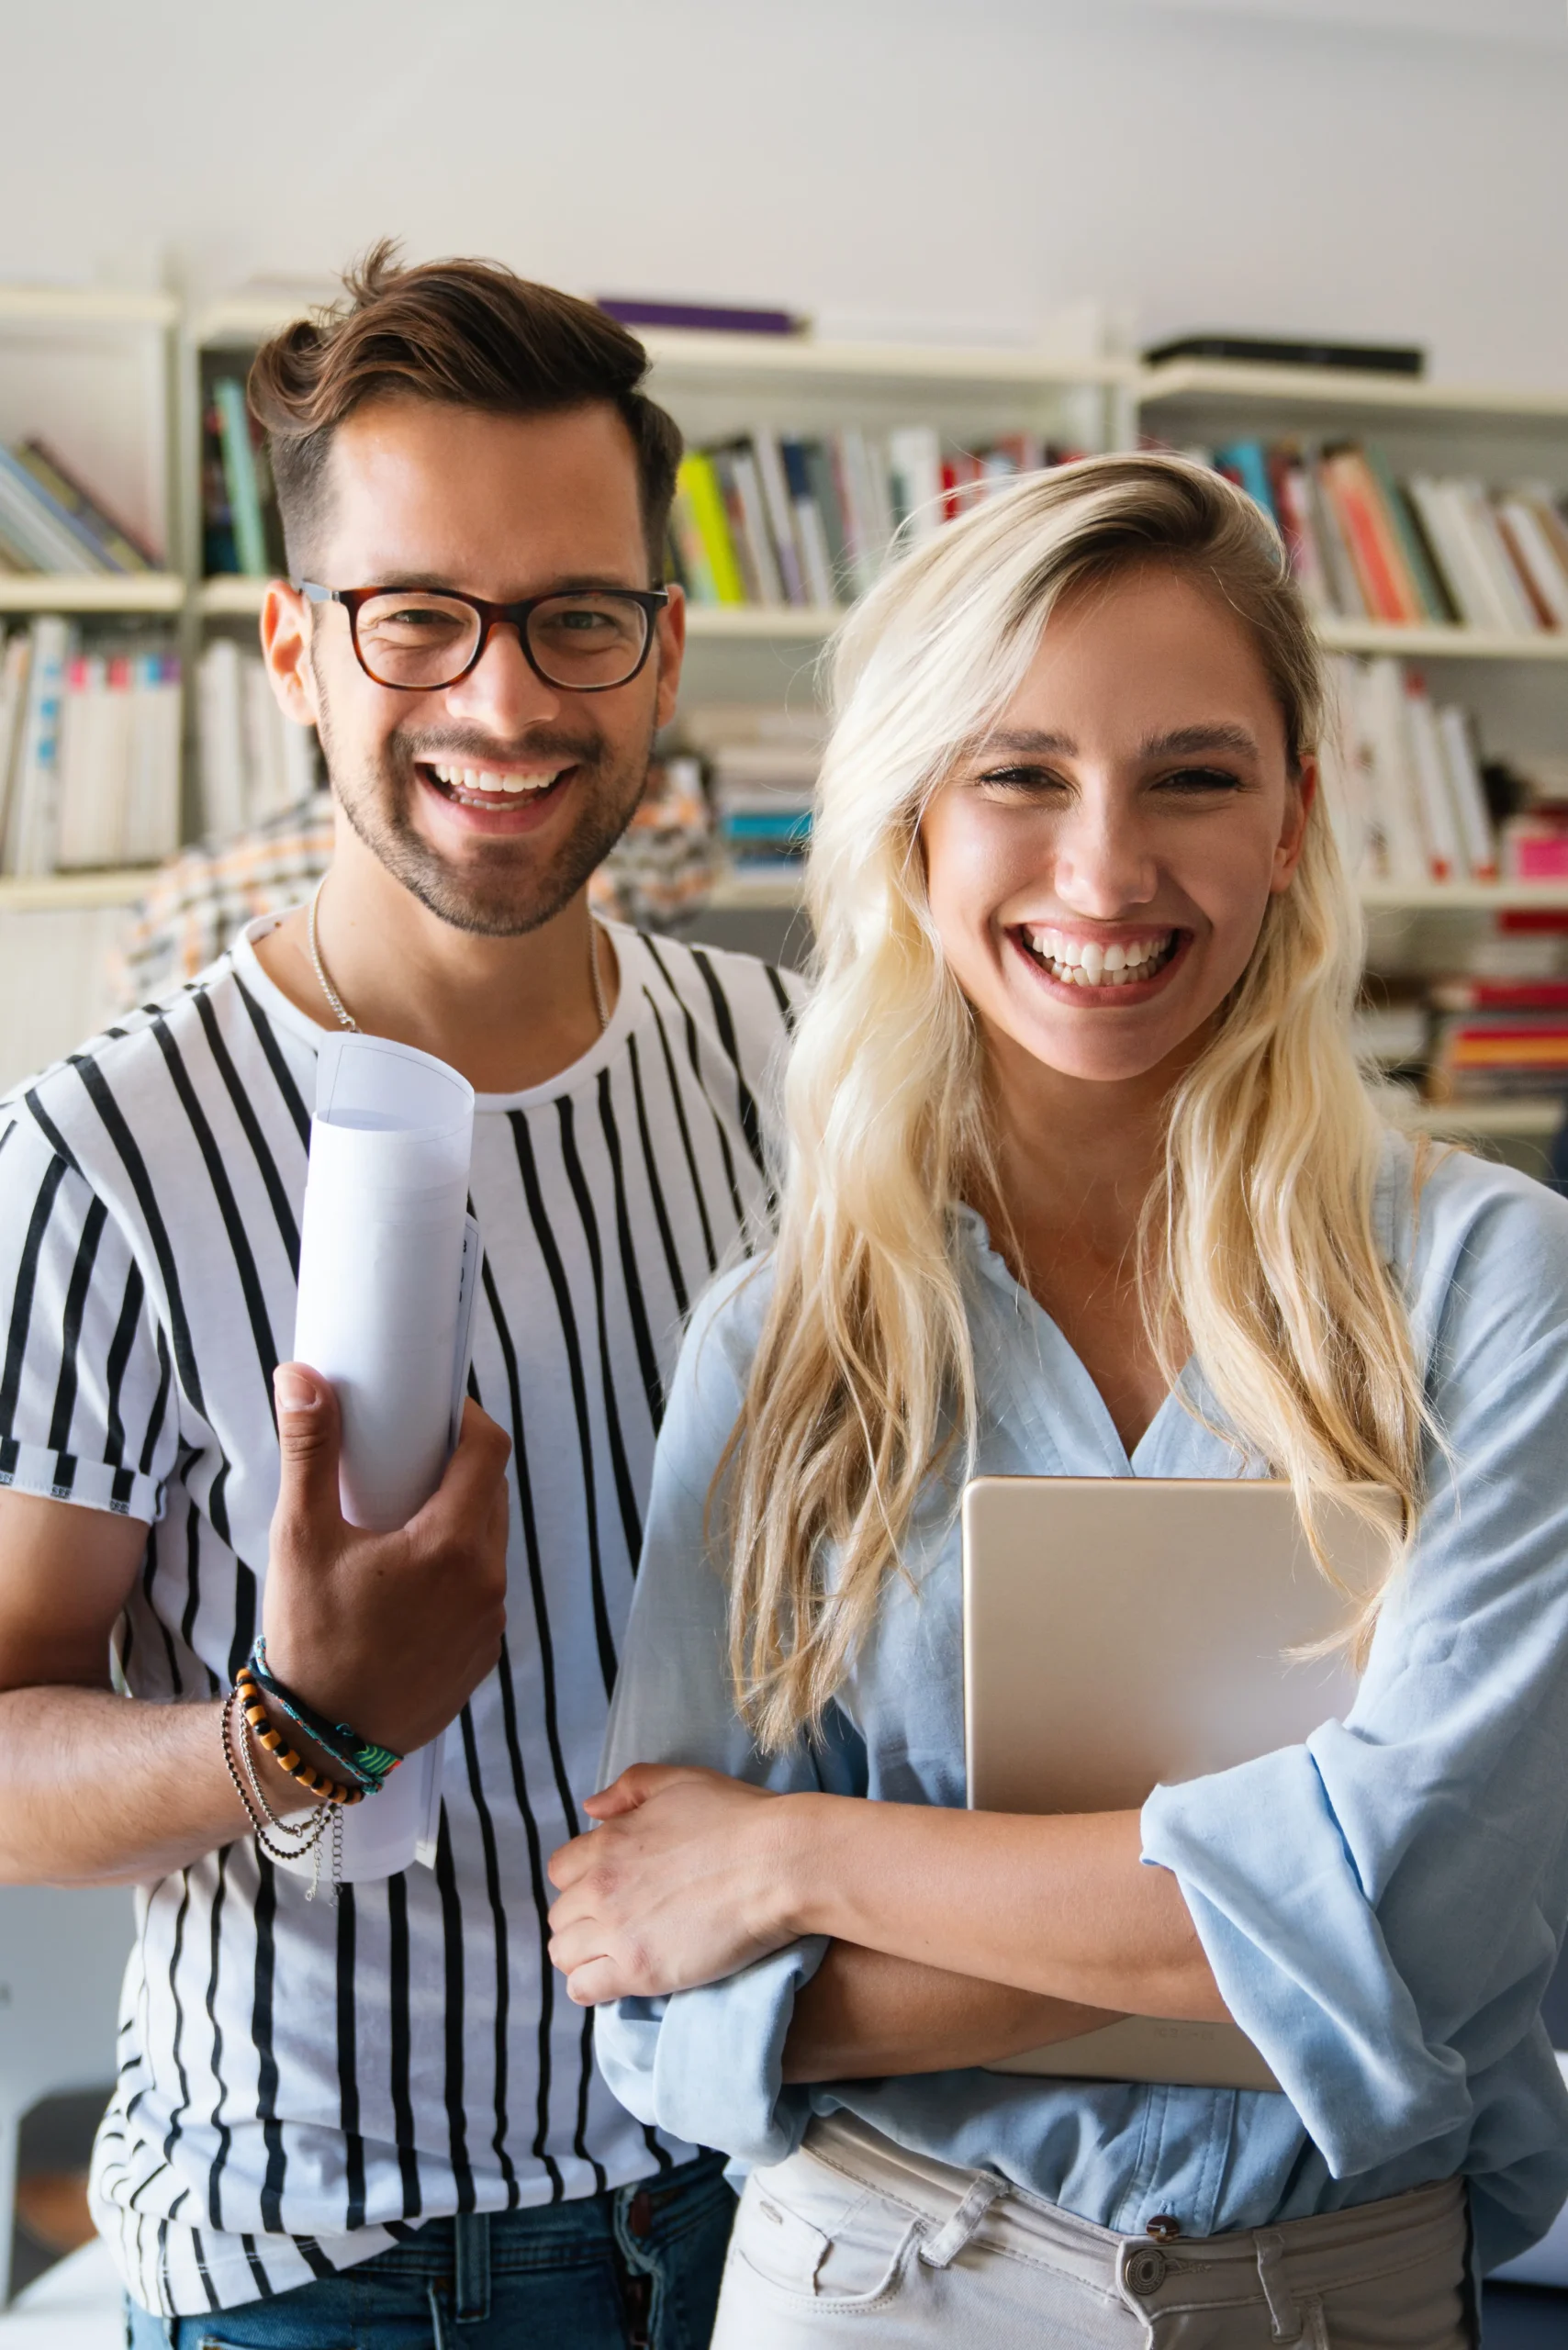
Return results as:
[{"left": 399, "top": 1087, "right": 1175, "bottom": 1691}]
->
[{"left": 1270, "top": 755, "right": 1317, "bottom": 895}]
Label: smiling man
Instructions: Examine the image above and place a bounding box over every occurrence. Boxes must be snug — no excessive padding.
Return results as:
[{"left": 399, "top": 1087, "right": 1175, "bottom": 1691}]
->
[{"left": 0, "top": 249, "right": 793, "bottom": 2350}]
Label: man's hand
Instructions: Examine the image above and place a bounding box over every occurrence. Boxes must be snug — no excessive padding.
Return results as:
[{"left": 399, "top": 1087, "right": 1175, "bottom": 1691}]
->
[
  {"left": 547, "top": 1762, "right": 790, "bottom": 2005},
  {"left": 262, "top": 1362, "right": 510, "bottom": 1757}
]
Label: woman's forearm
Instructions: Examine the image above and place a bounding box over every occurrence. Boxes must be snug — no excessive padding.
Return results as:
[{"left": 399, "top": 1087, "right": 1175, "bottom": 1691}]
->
[
  {"left": 773, "top": 1796, "right": 1227, "bottom": 2022},
  {"left": 783, "top": 1940, "right": 1124, "bottom": 2082}
]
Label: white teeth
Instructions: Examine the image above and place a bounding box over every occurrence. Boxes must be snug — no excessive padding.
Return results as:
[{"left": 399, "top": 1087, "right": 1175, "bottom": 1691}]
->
[
  {"left": 1020, "top": 928, "right": 1176, "bottom": 988},
  {"left": 430, "top": 762, "right": 563, "bottom": 800}
]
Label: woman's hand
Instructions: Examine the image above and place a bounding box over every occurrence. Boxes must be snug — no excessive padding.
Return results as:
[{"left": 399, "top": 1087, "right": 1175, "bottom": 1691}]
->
[{"left": 546, "top": 1763, "right": 799, "bottom": 2006}]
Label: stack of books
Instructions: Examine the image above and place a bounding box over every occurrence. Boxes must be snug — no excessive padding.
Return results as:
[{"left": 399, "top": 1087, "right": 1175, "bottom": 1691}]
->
[
  {"left": 0, "top": 618, "right": 182, "bottom": 874},
  {"left": 0, "top": 440, "right": 161, "bottom": 576},
  {"left": 1325, "top": 655, "right": 1498, "bottom": 887},
  {"left": 1427, "top": 979, "right": 1568, "bottom": 1102},
  {"left": 677, "top": 704, "right": 824, "bottom": 878},
  {"left": 203, "top": 377, "right": 285, "bottom": 579},
  {"left": 1193, "top": 440, "right": 1568, "bottom": 634},
  {"left": 197, "top": 639, "right": 319, "bottom": 839},
  {"left": 667, "top": 427, "right": 1078, "bottom": 610}
]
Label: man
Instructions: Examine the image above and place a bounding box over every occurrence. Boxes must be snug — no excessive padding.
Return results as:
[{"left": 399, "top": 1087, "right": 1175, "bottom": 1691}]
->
[{"left": 0, "top": 247, "right": 793, "bottom": 2347}]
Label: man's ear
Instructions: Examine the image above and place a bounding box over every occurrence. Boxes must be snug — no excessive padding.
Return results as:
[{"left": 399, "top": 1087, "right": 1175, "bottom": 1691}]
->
[
  {"left": 261, "top": 583, "right": 320, "bottom": 726},
  {"left": 1271, "top": 754, "right": 1317, "bottom": 894},
  {"left": 653, "top": 583, "right": 686, "bottom": 733}
]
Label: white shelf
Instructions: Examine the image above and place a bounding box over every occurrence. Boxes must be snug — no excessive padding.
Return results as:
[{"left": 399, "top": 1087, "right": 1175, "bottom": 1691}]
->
[
  {"left": 1360, "top": 879, "right": 1568, "bottom": 912},
  {"left": 0, "top": 285, "right": 178, "bottom": 328},
  {"left": 0, "top": 869, "right": 157, "bottom": 912},
  {"left": 644, "top": 330, "right": 1135, "bottom": 390},
  {"left": 1316, "top": 620, "right": 1568, "bottom": 661},
  {"left": 0, "top": 574, "right": 184, "bottom": 615},
  {"left": 1137, "top": 360, "right": 1568, "bottom": 426},
  {"left": 1409, "top": 1099, "right": 1563, "bottom": 1140},
  {"left": 199, "top": 575, "right": 271, "bottom": 617},
  {"left": 707, "top": 868, "right": 807, "bottom": 911},
  {"left": 195, "top": 292, "right": 334, "bottom": 346},
  {"left": 687, "top": 602, "right": 839, "bottom": 640}
]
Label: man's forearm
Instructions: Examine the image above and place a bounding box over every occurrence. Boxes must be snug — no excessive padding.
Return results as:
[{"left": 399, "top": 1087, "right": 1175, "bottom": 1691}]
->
[
  {"left": 0, "top": 1684, "right": 265, "bottom": 1884},
  {"left": 782, "top": 1941, "right": 1122, "bottom": 2083}
]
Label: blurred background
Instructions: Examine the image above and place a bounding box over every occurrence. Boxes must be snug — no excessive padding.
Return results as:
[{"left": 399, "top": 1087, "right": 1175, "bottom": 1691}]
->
[{"left": 1, "top": 3, "right": 1567, "bottom": 2341}]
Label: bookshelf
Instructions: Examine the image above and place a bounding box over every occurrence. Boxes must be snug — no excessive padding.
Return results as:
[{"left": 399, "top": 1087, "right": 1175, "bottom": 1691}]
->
[{"left": 4, "top": 298, "right": 1568, "bottom": 1141}]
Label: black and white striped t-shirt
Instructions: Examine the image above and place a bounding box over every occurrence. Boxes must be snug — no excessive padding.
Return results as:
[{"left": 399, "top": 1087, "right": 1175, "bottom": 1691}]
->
[{"left": 0, "top": 917, "right": 794, "bottom": 2319}]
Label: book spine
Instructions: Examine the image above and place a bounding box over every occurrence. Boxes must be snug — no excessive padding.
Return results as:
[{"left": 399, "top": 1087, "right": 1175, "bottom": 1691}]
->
[
  {"left": 666, "top": 478, "right": 718, "bottom": 606},
  {"left": 214, "top": 379, "right": 270, "bottom": 579},
  {"left": 1451, "top": 482, "right": 1535, "bottom": 633},
  {"left": 709, "top": 451, "right": 763, "bottom": 605},
  {"left": 676, "top": 453, "right": 746, "bottom": 605},
  {"left": 749, "top": 430, "right": 807, "bottom": 605},
  {"left": 0, "top": 444, "right": 114, "bottom": 572},
  {"left": 1435, "top": 704, "right": 1497, "bottom": 880},
  {"left": 14, "top": 442, "right": 148, "bottom": 574},
  {"left": 1496, "top": 500, "right": 1568, "bottom": 628},
  {"left": 1305, "top": 457, "right": 1367, "bottom": 619},
  {"left": 1321, "top": 452, "right": 1419, "bottom": 623},
  {"left": 8, "top": 615, "right": 71, "bottom": 875},
  {"left": 1406, "top": 479, "right": 1496, "bottom": 632},
  {"left": 780, "top": 438, "right": 836, "bottom": 608},
  {"left": 1362, "top": 445, "right": 1450, "bottom": 625},
  {"left": 20, "top": 439, "right": 158, "bottom": 571},
  {"left": 1402, "top": 675, "right": 1462, "bottom": 879},
  {"left": 725, "top": 446, "right": 784, "bottom": 605},
  {"left": 1215, "top": 441, "right": 1278, "bottom": 526}
]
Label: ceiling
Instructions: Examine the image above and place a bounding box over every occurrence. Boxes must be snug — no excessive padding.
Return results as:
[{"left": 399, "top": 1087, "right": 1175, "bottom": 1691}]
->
[{"left": 1137, "top": 0, "right": 1566, "bottom": 42}]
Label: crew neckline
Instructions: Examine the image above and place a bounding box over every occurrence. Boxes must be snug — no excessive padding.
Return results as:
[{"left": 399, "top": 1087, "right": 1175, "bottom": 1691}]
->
[{"left": 231, "top": 912, "right": 644, "bottom": 1111}]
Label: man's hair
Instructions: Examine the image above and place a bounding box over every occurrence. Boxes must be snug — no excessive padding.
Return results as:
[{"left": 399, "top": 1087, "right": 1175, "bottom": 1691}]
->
[{"left": 248, "top": 241, "right": 684, "bottom": 573}]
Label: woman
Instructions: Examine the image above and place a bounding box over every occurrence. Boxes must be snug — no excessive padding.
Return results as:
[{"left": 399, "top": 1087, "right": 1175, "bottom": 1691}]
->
[{"left": 547, "top": 455, "right": 1568, "bottom": 2345}]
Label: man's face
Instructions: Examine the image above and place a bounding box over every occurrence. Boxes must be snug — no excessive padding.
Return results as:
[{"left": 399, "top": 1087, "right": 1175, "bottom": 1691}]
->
[{"left": 265, "top": 397, "right": 683, "bottom": 935}]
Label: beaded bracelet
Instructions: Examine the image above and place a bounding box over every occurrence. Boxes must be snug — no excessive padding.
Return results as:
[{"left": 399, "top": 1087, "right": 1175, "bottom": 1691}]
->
[
  {"left": 220, "top": 1689, "right": 342, "bottom": 1903},
  {"left": 234, "top": 1662, "right": 366, "bottom": 1806},
  {"left": 247, "top": 1638, "right": 401, "bottom": 1796}
]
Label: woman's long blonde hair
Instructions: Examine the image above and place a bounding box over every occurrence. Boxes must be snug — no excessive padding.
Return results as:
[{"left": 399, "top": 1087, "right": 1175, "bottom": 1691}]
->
[{"left": 723, "top": 453, "right": 1424, "bottom": 1751}]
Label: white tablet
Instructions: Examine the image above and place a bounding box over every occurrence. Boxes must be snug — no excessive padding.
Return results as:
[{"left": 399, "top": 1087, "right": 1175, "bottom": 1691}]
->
[{"left": 962, "top": 1474, "right": 1395, "bottom": 2091}]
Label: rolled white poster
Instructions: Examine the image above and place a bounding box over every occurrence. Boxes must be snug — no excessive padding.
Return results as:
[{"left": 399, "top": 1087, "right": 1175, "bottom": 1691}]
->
[{"left": 289, "top": 1031, "right": 481, "bottom": 1882}]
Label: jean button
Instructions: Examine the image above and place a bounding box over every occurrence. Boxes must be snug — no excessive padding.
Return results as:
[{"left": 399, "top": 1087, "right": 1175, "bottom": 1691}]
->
[{"left": 1126, "top": 2245, "right": 1167, "bottom": 2296}]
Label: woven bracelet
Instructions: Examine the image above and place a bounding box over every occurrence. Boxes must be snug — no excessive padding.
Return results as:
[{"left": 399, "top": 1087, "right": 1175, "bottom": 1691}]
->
[
  {"left": 234, "top": 1664, "right": 365, "bottom": 1806},
  {"left": 247, "top": 1639, "right": 402, "bottom": 1795}
]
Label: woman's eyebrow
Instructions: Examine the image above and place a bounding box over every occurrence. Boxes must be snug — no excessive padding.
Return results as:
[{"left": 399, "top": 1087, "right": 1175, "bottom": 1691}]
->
[
  {"left": 971, "top": 729, "right": 1078, "bottom": 756},
  {"left": 1138, "top": 723, "right": 1261, "bottom": 760}
]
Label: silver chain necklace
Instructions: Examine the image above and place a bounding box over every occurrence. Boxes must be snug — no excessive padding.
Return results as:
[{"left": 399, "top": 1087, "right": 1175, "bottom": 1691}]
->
[{"left": 306, "top": 877, "right": 609, "bottom": 1038}]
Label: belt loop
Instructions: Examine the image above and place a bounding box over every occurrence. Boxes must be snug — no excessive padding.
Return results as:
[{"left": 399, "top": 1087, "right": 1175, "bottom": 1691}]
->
[
  {"left": 917, "top": 2171, "right": 1007, "bottom": 2269},
  {"left": 454, "top": 2210, "right": 491, "bottom": 2323},
  {"left": 1254, "top": 2227, "right": 1304, "bottom": 2344}
]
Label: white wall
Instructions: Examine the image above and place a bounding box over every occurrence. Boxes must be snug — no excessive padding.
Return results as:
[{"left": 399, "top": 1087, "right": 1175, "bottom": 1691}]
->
[{"left": 1, "top": 0, "right": 1565, "bottom": 384}]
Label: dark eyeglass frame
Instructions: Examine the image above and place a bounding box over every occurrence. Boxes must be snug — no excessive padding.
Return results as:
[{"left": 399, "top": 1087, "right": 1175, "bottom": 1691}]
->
[{"left": 295, "top": 580, "right": 671, "bottom": 693}]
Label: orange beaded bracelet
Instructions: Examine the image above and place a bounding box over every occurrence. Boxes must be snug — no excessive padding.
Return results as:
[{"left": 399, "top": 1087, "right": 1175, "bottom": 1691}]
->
[{"left": 234, "top": 1663, "right": 364, "bottom": 1807}]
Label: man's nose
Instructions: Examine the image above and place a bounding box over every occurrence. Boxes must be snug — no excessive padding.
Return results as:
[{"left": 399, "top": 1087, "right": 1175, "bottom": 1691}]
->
[{"left": 442, "top": 621, "right": 564, "bottom": 735}]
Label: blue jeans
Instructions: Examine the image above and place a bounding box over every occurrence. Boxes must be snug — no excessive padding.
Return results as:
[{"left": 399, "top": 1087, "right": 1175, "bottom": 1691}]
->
[{"left": 124, "top": 2152, "right": 735, "bottom": 2350}]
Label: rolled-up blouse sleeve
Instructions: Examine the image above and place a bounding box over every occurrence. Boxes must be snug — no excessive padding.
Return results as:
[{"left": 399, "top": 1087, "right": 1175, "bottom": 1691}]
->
[
  {"left": 1143, "top": 1165, "right": 1568, "bottom": 2185},
  {"left": 594, "top": 1261, "right": 830, "bottom": 2166}
]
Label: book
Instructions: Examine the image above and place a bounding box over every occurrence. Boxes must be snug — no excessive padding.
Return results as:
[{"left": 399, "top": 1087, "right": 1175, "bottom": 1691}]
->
[
  {"left": 1320, "top": 449, "right": 1420, "bottom": 624},
  {"left": 749, "top": 429, "right": 808, "bottom": 605},
  {"left": 198, "top": 636, "right": 317, "bottom": 838},
  {"left": 0, "top": 628, "right": 33, "bottom": 861},
  {"left": 1435, "top": 706, "right": 1497, "bottom": 881},
  {"left": 1144, "top": 333, "right": 1424, "bottom": 376},
  {"left": 1402, "top": 677, "right": 1462, "bottom": 880},
  {"left": 673, "top": 453, "right": 746, "bottom": 605},
  {"left": 1496, "top": 498, "right": 1568, "bottom": 629},
  {"left": 214, "top": 377, "right": 270, "bottom": 578},
  {"left": 50, "top": 640, "right": 182, "bottom": 870},
  {"left": 3, "top": 615, "right": 72, "bottom": 875},
  {"left": 595, "top": 297, "right": 804, "bottom": 336},
  {"left": 17, "top": 441, "right": 157, "bottom": 573},
  {"left": 780, "top": 438, "right": 837, "bottom": 608},
  {"left": 0, "top": 446, "right": 113, "bottom": 573}
]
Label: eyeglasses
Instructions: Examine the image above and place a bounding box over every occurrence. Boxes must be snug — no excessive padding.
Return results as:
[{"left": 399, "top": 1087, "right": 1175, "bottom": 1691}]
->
[{"left": 296, "top": 581, "right": 670, "bottom": 694}]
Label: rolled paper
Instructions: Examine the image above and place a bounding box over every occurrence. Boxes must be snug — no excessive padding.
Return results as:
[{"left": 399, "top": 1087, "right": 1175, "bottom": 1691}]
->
[{"left": 290, "top": 1032, "right": 480, "bottom": 1883}]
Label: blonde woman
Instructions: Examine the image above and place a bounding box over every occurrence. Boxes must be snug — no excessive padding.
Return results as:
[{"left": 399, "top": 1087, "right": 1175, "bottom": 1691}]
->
[{"left": 547, "top": 455, "right": 1568, "bottom": 2345}]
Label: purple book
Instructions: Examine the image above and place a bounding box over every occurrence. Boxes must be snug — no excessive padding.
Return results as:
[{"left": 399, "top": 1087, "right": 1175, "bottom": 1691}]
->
[{"left": 596, "top": 297, "right": 803, "bottom": 338}]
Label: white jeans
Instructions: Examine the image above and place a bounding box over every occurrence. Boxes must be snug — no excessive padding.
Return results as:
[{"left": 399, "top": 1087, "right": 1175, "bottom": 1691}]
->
[{"left": 712, "top": 2114, "right": 1472, "bottom": 2348}]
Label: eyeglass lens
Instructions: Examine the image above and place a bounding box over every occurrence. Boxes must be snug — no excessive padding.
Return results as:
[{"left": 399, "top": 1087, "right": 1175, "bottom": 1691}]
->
[{"left": 352, "top": 590, "right": 652, "bottom": 690}]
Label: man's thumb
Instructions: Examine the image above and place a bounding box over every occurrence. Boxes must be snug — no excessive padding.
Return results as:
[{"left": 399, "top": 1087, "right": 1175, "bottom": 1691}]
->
[{"left": 273, "top": 1361, "right": 344, "bottom": 1531}]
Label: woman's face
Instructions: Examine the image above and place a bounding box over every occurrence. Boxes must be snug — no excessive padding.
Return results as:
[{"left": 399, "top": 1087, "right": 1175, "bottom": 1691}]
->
[{"left": 920, "top": 563, "right": 1314, "bottom": 1091}]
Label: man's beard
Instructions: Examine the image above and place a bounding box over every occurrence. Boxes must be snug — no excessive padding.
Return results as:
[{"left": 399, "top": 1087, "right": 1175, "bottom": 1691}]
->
[{"left": 315, "top": 698, "right": 653, "bottom": 938}]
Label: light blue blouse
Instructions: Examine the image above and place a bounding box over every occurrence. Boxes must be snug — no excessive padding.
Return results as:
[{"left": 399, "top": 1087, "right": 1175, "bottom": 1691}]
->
[{"left": 595, "top": 1136, "right": 1568, "bottom": 2270}]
